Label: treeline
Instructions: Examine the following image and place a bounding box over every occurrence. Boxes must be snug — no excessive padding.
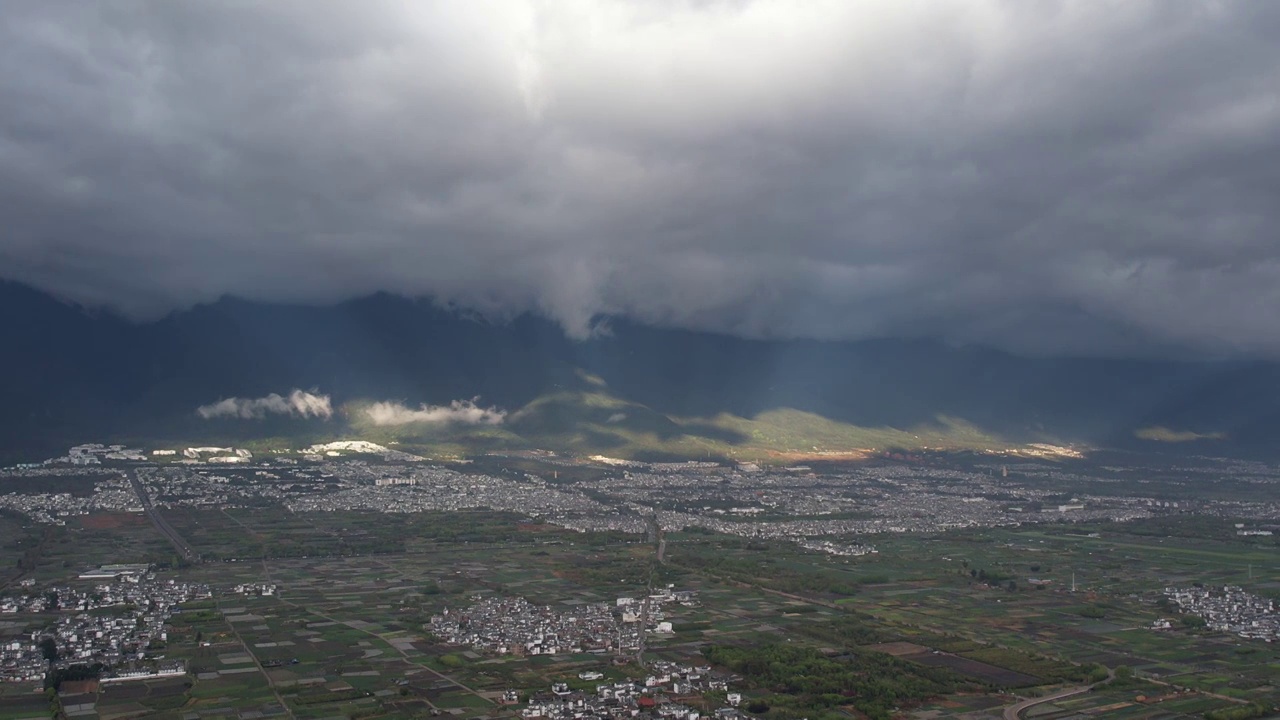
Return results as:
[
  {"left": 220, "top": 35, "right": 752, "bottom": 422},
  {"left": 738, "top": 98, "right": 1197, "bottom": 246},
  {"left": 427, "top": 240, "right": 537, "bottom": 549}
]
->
[
  {"left": 961, "top": 648, "right": 1106, "bottom": 685},
  {"left": 967, "top": 567, "right": 1015, "bottom": 586},
  {"left": 44, "top": 663, "right": 105, "bottom": 691},
  {"left": 703, "top": 643, "right": 959, "bottom": 720}
]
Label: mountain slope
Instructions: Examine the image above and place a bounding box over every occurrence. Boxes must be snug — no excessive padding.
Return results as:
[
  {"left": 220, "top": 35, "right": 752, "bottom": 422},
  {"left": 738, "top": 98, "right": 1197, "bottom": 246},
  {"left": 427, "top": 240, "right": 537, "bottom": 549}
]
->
[{"left": 2, "top": 281, "right": 1276, "bottom": 461}]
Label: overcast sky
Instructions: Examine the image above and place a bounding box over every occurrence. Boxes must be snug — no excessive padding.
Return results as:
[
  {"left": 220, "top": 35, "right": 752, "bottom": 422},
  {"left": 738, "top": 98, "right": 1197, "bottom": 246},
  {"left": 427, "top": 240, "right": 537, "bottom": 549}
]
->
[{"left": 2, "top": 1, "right": 1279, "bottom": 357}]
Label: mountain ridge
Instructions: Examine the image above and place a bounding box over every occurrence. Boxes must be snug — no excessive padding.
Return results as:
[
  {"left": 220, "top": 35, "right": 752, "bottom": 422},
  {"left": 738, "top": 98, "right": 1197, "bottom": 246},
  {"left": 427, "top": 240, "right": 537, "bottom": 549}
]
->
[{"left": 2, "top": 280, "right": 1276, "bottom": 462}]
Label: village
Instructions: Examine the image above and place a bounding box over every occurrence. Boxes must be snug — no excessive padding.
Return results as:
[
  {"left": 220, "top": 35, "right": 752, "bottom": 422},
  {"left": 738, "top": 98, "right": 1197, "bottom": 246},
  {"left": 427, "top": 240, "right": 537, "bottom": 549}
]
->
[
  {"left": 0, "top": 568, "right": 211, "bottom": 683},
  {"left": 429, "top": 587, "right": 699, "bottom": 657},
  {"left": 520, "top": 660, "right": 740, "bottom": 720},
  {"left": 1164, "top": 585, "right": 1280, "bottom": 642}
]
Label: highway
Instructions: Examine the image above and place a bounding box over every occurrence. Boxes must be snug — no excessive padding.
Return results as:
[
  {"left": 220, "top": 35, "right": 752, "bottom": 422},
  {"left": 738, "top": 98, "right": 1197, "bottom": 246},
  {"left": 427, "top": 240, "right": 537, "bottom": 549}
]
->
[{"left": 126, "top": 471, "right": 199, "bottom": 563}]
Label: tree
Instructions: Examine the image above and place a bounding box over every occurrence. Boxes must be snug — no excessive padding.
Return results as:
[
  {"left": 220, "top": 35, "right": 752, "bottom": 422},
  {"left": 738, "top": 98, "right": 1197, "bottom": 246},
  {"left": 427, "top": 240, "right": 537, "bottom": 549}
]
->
[{"left": 38, "top": 637, "right": 57, "bottom": 662}]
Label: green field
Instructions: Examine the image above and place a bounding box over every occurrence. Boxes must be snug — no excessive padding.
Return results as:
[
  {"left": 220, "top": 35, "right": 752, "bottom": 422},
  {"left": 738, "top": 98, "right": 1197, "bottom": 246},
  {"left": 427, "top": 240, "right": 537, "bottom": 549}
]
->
[{"left": 0, "top": 502, "right": 1276, "bottom": 719}]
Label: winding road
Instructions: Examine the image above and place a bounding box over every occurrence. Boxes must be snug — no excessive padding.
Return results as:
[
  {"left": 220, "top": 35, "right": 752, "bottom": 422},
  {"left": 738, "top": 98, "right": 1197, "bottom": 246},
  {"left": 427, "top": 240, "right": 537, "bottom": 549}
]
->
[{"left": 1002, "top": 669, "right": 1115, "bottom": 720}]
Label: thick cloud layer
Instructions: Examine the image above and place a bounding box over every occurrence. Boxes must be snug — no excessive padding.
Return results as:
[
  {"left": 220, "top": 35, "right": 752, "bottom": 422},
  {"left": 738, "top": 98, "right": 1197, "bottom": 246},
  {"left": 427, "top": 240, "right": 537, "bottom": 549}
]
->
[
  {"left": 197, "top": 390, "right": 333, "bottom": 420},
  {"left": 365, "top": 400, "right": 507, "bottom": 426},
  {"left": 2, "top": 2, "right": 1279, "bottom": 357}
]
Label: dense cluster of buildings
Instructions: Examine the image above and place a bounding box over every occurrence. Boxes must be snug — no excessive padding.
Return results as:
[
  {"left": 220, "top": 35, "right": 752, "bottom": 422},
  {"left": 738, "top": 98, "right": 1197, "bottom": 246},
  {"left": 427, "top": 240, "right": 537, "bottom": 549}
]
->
[
  {"left": 429, "top": 590, "right": 694, "bottom": 657},
  {"left": 0, "top": 574, "right": 211, "bottom": 683},
  {"left": 796, "top": 539, "right": 877, "bottom": 556},
  {"left": 1165, "top": 585, "right": 1279, "bottom": 642},
  {"left": 521, "top": 661, "right": 736, "bottom": 720},
  {"left": 0, "top": 471, "right": 139, "bottom": 523},
  {"left": 12, "top": 444, "right": 151, "bottom": 468},
  {"left": 550, "top": 464, "right": 1178, "bottom": 548},
  {"left": 431, "top": 596, "right": 621, "bottom": 655},
  {"left": 3, "top": 443, "right": 1280, "bottom": 562},
  {"left": 284, "top": 465, "right": 615, "bottom": 520},
  {"left": 233, "top": 582, "right": 278, "bottom": 596}
]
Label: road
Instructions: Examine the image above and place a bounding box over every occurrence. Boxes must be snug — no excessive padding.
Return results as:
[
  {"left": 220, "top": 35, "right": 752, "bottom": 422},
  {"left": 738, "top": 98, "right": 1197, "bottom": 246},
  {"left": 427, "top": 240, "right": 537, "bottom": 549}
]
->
[
  {"left": 219, "top": 598, "right": 298, "bottom": 719},
  {"left": 260, "top": 556, "right": 492, "bottom": 707},
  {"left": 1002, "top": 669, "right": 1115, "bottom": 720},
  {"left": 126, "top": 471, "right": 199, "bottom": 562}
]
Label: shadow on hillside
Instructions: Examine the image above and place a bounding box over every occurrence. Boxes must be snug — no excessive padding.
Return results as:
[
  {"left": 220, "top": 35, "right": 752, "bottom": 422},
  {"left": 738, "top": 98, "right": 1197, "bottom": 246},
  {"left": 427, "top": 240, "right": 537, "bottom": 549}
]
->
[{"left": 3, "top": 283, "right": 1275, "bottom": 459}]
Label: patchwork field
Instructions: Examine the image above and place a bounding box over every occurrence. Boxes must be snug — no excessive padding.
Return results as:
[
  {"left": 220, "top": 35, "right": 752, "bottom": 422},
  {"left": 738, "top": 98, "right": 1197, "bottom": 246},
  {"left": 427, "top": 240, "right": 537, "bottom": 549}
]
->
[{"left": 0, "top": 506, "right": 1275, "bottom": 719}]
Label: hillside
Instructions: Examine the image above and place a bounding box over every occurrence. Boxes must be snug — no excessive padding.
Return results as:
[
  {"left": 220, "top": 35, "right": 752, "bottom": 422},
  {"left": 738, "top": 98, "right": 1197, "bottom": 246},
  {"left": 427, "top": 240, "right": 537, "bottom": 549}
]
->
[{"left": 3, "top": 281, "right": 1278, "bottom": 462}]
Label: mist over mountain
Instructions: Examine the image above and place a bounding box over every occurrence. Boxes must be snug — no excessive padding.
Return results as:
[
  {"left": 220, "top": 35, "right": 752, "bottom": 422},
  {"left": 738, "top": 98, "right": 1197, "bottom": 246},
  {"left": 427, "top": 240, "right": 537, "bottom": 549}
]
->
[
  {"left": 4, "top": 280, "right": 1279, "bottom": 463},
  {"left": 4, "top": 3, "right": 1280, "bottom": 463}
]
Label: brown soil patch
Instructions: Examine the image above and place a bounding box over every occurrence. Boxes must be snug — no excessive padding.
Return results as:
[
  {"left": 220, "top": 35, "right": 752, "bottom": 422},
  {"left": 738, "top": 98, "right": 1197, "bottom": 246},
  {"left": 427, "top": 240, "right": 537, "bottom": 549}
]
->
[
  {"left": 59, "top": 679, "right": 99, "bottom": 694},
  {"left": 79, "top": 512, "right": 146, "bottom": 530}
]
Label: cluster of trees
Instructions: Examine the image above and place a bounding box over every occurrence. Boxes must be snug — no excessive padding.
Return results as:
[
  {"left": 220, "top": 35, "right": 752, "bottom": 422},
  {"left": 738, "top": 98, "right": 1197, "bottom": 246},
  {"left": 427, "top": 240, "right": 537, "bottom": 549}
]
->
[
  {"left": 961, "top": 648, "right": 1105, "bottom": 685},
  {"left": 967, "top": 567, "right": 1014, "bottom": 586},
  {"left": 43, "top": 662, "right": 105, "bottom": 691},
  {"left": 703, "top": 643, "right": 959, "bottom": 720},
  {"left": 790, "top": 613, "right": 887, "bottom": 647},
  {"left": 38, "top": 637, "right": 58, "bottom": 662}
]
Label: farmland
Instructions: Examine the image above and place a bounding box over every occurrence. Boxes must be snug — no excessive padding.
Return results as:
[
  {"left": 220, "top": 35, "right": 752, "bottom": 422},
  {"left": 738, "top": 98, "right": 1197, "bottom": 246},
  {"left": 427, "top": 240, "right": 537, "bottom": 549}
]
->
[{"left": 0, "top": 456, "right": 1277, "bottom": 719}]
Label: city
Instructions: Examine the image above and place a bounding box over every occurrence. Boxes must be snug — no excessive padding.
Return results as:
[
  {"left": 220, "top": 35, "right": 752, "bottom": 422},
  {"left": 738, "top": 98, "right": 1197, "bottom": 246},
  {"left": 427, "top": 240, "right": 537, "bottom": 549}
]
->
[{"left": 4, "top": 445, "right": 1278, "bottom": 559}]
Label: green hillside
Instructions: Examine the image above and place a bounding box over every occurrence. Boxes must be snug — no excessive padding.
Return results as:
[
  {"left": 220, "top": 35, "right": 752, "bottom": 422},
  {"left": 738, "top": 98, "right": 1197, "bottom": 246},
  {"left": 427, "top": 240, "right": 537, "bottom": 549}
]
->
[{"left": 335, "top": 379, "right": 1037, "bottom": 462}]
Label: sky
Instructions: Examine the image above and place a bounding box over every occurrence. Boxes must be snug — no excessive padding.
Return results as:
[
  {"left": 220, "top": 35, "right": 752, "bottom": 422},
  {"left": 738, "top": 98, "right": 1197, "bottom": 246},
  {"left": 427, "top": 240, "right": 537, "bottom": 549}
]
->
[{"left": 2, "top": 1, "right": 1279, "bottom": 358}]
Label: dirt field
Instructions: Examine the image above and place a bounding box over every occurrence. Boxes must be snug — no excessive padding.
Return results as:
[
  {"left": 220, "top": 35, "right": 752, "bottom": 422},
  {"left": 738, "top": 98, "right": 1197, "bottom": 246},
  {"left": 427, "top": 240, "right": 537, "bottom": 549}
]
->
[{"left": 78, "top": 512, "right": 147, "bottom": 530}]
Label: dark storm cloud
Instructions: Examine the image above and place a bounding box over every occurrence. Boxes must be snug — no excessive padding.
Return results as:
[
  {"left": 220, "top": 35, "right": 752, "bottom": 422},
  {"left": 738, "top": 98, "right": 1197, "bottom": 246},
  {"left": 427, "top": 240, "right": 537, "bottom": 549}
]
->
[{"left": 2, "top": 1, "right": 1279, "bottom": 356}]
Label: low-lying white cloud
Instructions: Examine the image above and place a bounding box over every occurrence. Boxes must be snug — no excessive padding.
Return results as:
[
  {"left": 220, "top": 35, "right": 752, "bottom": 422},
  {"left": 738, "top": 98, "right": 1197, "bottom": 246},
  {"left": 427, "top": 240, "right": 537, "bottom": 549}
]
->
[
  {"left": 366, "top": 399, "right": 507, "bottom": 426},
  {"left": 197, "top": 389, "right": 333, "bottom": 420}
]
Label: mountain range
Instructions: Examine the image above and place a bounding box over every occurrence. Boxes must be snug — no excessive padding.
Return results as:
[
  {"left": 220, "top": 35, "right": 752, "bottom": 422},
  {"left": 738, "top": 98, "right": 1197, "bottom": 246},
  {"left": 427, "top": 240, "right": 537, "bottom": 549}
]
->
[{"left": 3, "top": 280, "right": 1278, "bottom": 463}]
